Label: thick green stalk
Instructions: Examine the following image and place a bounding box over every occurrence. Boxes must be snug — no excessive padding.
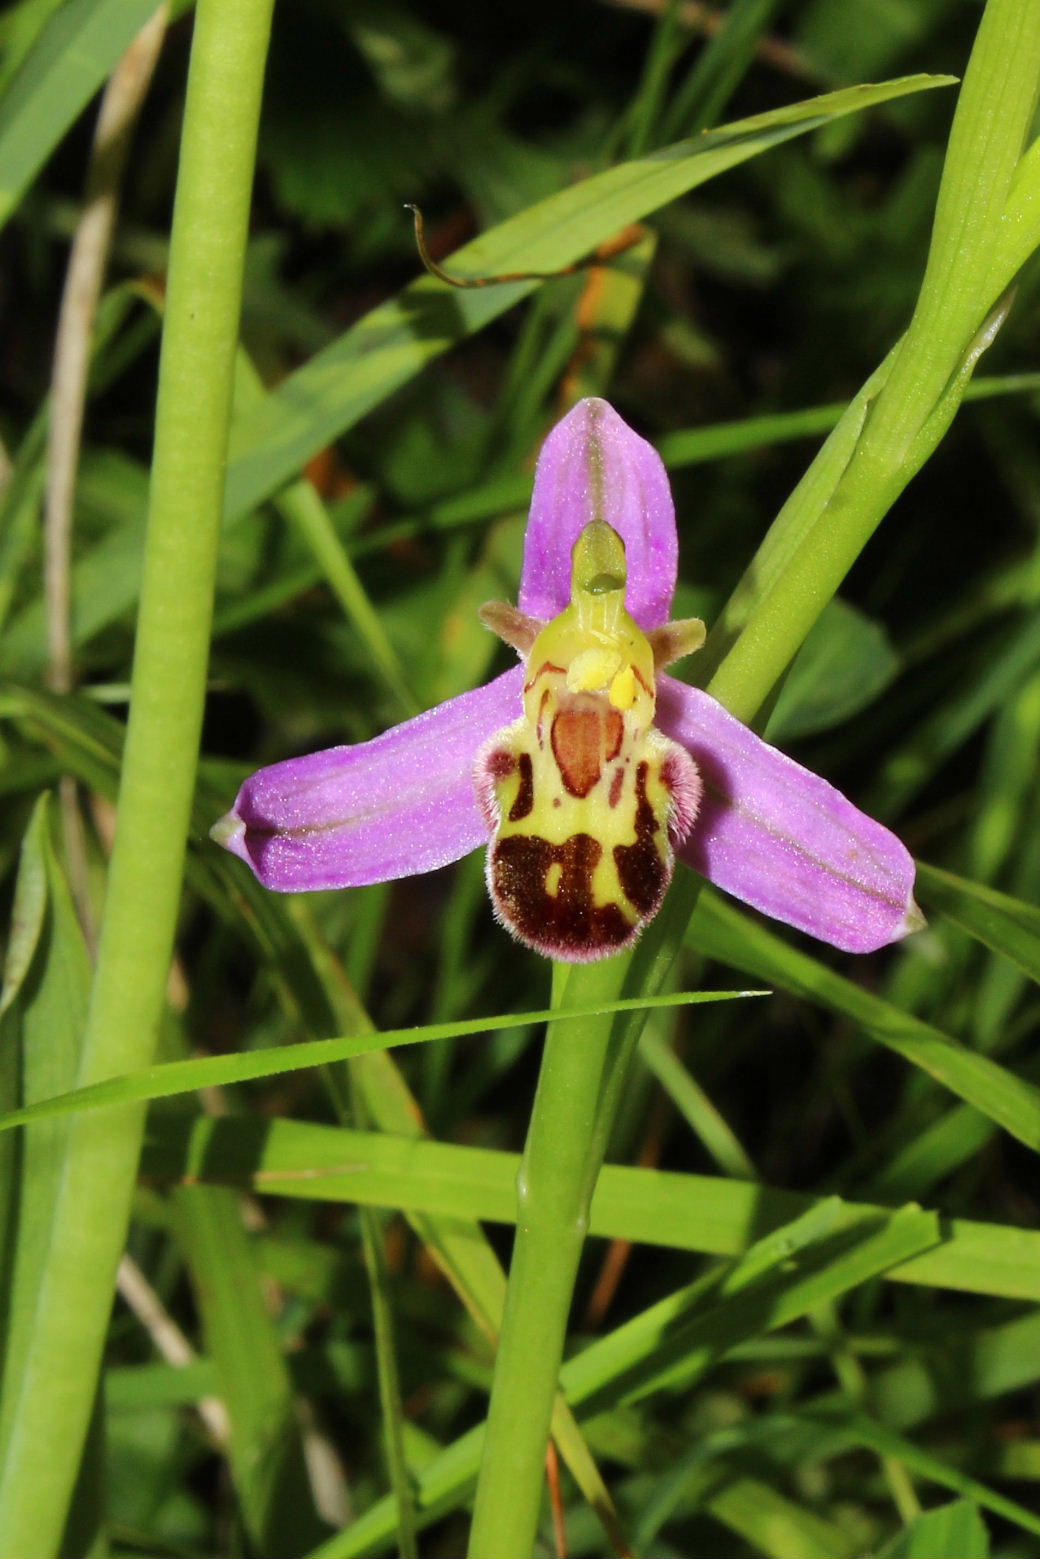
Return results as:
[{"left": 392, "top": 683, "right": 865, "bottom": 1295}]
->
[
  {"left": 0, "top": 2, "right": 273, "bottom": 1551},
  {"left": 467, "top": 957, "right": 629, "bottom": 1557},
  {"left": 704, "top": 0, "right": 1040, "bottom": 721}
]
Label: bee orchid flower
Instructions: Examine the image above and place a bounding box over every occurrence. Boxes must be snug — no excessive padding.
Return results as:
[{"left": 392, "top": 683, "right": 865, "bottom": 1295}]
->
[{"left": 213, "top": 399, "right": 921, "bottom": 961}]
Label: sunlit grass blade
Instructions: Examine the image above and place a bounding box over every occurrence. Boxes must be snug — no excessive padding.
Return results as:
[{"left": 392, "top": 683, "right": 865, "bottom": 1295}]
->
[
  {"left": 0, "top": 988, "right": 761, "bottom": 1136},
  {"left": 140, "top": 1114, "right": 1040, "bottom": 1302}
]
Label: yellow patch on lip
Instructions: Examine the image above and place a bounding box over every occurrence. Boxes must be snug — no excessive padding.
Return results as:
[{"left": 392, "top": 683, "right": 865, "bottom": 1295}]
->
[{"left": 545, "top": 862, "right": 563, "bottom": 896}]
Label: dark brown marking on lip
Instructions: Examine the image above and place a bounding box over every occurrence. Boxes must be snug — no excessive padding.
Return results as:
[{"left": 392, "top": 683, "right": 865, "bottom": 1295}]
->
[
  {"left": 614, "top": 760, "right": 667, "bottom": 917},
  {"left": 632, "top": 665, "right": 653, "bottom": 698},
  {"left": 491, "top": 832, "right": 635, "bottom": 956},
  {"left": 508, "top": 752, "right": 535, "bottom": 822}
]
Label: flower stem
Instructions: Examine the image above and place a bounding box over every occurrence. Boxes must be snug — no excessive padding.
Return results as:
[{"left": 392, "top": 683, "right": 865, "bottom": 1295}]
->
[
  {"left": 467, "top": 955, "right": 630, "bottom": 1558},
  {"left": 0, "top": 1, "right": 273, "bottom": 1550}
]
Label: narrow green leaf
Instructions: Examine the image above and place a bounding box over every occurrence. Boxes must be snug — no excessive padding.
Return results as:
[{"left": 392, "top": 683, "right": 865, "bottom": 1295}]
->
[
  {"left": 0, "top": 989, "right": 761, "bottom": 1135},
  {"left": 0, "top": 799, "right": 93, "bottom": 1521},
  {"left": 656, "top": 372, "right": 1040, "bottom": 471},
  {"left": 232, "top": 352, "right": 419, "bottom": 717},
  {"left": 223, "top": 75, "right": 952, "bottom": 522},
  {"left": 809, "top": 1409, "right": 1034, "bottom": 1539},
  {"left": 564, "top": 1205, "right": 938, "bottom": 1412},
  {"left": 174, "top": 1184, "right": 327, "bottom": 1555},
  {"left": 916, "top": 861, "right": 1040, "bottom": 984},
  {"left": 688, "top": 888, "right": 1040, "bottom": 1152},
  {"left": 307, "top": 1204, "right": 938, "bottom": 1559}
]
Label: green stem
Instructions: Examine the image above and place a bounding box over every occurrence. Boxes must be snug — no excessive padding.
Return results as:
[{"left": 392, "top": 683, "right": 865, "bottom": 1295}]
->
[
  {"left": 703, "top": 0, "right": 1040, "bottom": 721},
  {"left": 467, "top": 956, "right": 629, "bottom": 1557},
  {"left": 0, "top": 2, "right": 273, "bottom": 1551}
]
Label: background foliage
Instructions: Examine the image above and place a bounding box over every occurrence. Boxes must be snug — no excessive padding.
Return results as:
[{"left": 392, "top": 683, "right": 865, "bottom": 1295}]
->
[{"left": 1, "top": 0, "right": 1039, "bottom": 1555}]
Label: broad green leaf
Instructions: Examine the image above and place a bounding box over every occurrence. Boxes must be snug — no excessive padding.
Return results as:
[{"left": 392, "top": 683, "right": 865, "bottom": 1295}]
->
[
  {"left": 767, "top": 597, "right": 900, "bottom": 740},
  {"left": 878, "top": 1501, "right": 989, "bottom": 1559},
  {"left": 916, "top": 861, "right": 1040, "bottom": 985},
  {"left": 0, "top": 0, "right": 169, "bottom": 229},
  {"left": 139, "top": 1113, "right": 1040, "bottom": 1302},
  {"left": 223, "top": 75, "right": 952, "bottom": 522}
]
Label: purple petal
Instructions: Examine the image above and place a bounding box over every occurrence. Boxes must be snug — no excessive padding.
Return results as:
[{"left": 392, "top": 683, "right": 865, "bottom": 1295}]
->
[
  {"left": 657, "top": 677, "right": 921, "bottom": 953},
  {"left": 214, "top": 669, "right": 524, "bottom": 891},
  {"left": 518, "top": 399, "right": 677, "bottom": 630}
]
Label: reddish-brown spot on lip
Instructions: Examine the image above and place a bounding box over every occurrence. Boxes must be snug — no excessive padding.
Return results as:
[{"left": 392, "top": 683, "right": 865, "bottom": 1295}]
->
[
  {"left": 608, "top": 766, "right": 625, "bottom": 809},
  {"left": 524, "top": 660, "right": 566, "bottom": 694},
  {"left": 551, "top": 699, "right": 624, "bottom": 798},
  {"left": 536, "top": 687, "right": 551, "bottom": 748}
]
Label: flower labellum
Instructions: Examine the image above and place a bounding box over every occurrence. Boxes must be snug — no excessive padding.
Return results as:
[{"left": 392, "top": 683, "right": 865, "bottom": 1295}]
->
[
  {"left": 213, "top": 398, "right": 922, "bottom": 960},
  {"left": 476, "top": 520, "right": 703, "bottom": 960}
]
